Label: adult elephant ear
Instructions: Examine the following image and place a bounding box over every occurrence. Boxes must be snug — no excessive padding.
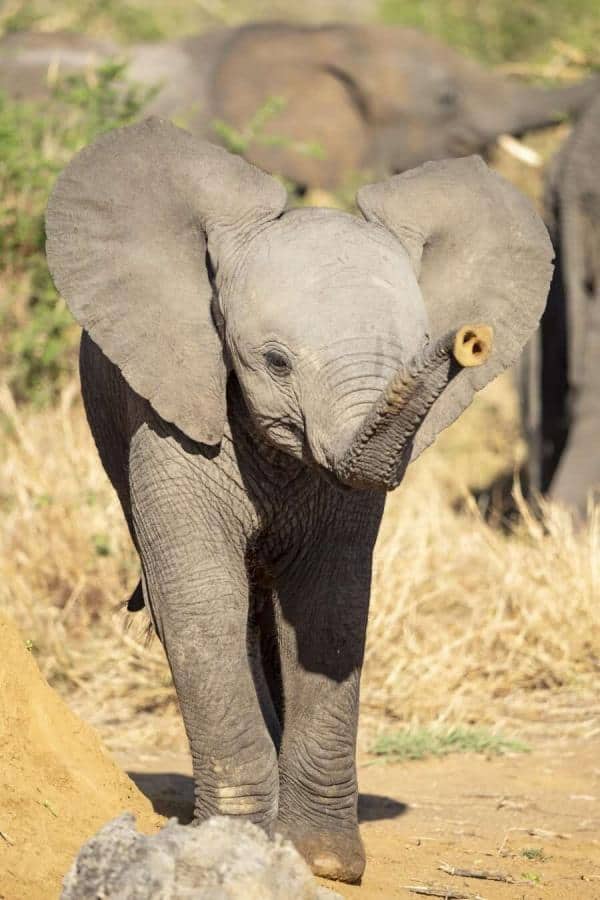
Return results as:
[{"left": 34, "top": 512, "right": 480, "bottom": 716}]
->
[
  {"left": 357, "top": 155, "right": 554, "bottom": 462},
  {"left": 45, "top": 116, "right": 286, "bottom": 445}
]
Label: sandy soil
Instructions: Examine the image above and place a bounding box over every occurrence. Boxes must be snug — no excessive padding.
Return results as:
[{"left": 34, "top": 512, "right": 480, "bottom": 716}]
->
[
  {"left": 1, "top": 609, "right": 598, "bottom": 900},
  {"left": 0, "top": 614, "right": 162, "bottom": 900},
  {"left": 117, "top": 741, "right": 600, "bottom": 900}
]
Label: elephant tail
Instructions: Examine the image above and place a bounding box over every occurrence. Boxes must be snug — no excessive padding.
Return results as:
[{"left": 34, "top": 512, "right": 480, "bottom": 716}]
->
[{"left": 126, "top": 579, "right": 145, "bottom": 612}]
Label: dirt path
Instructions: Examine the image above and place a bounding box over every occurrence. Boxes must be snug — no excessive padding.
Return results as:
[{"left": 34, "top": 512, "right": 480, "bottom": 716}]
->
[{"left": 117, "top": 740, "right": 600, "bottom": 900}]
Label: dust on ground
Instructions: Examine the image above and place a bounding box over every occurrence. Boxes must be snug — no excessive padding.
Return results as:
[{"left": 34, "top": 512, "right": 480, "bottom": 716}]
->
[
  {"left": 1, "top": 607, "right": 599, "bottom": 900},
  {"left": 0, "top": 614, "right": 162, "bottom": 900},
  {"left": 116, "top": 740, "right": 600, "bottom": 900}
]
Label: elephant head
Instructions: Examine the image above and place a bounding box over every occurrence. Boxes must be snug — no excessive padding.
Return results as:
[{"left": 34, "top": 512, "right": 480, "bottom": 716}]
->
[
  {"left": 46, "top": 118, "right": 552, "bottom": 490},
  {"left": 211, "top": 23, "right": 599, "bottom": 188}
]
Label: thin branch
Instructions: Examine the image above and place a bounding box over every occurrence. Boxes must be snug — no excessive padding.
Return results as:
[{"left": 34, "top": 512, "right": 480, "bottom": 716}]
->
[
  {"left": 439, "top": 862, "right": 513, "bottom": 883},
  {"left": 405, "top": 886, "right": 486, "bottom": 899}
]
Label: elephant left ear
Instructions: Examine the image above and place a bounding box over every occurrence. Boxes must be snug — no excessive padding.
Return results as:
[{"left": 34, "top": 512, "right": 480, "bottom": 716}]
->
[{"left": 357, "top": 155, "right": 554, "bottom": 461}]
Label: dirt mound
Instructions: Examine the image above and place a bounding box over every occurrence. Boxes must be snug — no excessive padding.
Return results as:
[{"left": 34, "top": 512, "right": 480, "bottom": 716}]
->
[{"left": 0, "top": 614, "right": 162, "bottom": 900}]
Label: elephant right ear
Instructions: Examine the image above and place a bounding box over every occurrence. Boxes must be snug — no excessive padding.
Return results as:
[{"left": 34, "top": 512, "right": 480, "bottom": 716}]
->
[{"left": 46, "top": 116, "right": 287, "bottom": 445}]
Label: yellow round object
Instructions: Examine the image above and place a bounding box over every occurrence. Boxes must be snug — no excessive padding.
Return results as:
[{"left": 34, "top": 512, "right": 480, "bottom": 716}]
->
[{"left": 453, "top": 324, "right": 494, "bottom": 368}]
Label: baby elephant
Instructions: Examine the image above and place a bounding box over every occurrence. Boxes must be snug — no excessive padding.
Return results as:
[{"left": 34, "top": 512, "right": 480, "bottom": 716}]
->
[{"left": 46, "top": 119, "right": 552, "bottom": 883}]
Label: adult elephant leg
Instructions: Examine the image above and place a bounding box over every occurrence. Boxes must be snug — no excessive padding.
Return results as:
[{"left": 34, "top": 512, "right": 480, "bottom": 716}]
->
[
  {"left": 550, "top": 274, "right": 600, "bottom": 516},
  {"left": 549, "top": 206, "right": 600, "bottom": 516},
  {"left": 538, "top": 248, "right": 570, "bottom": 493},
  {"left": 272, "top": 490, "right": 385, "bottom": 883},
  {"left": 129, "top": 420, "right": 278, "bottom": 827}
]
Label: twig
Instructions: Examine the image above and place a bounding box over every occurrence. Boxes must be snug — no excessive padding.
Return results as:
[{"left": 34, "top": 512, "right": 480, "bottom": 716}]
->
[
  {"left": 499, "top": 825, "right": 572, "bottom": 852},
  {"left": 0, "top": 828, "right": 14, "bottom": 845},
  {"left": 496, "top": 798, "right": 529, "bottom": 811},
  {"left": 38, "top": 800, "right": 58, "bottom": 818},
  {"left": 527, "top": 827, "right": 571, "bottom": 840},
  {"left": 439, "top": 863, "right": 513, "bottom": 883},
  {"left": 405, "top": 886, "right": 486, "bottom": 899}
]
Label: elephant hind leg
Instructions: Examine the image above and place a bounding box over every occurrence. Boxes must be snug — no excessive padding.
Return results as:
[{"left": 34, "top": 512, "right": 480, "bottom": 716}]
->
[
  {"left": 540, "top": 244, "right": 570, "bottom": 492},
  {"left": 249, "top": 582, "right": 283, "bottom": 749}
]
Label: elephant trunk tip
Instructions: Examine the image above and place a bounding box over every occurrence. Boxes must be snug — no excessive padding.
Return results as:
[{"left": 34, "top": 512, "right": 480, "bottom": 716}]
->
[{"left": 452, "top": 323, "right": 493, "bottom": 368}]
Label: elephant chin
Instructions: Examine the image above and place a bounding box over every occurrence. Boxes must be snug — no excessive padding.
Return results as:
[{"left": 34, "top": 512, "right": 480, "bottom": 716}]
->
[{"left": 334, "top": 324, "right": 493, "bottom": 491}]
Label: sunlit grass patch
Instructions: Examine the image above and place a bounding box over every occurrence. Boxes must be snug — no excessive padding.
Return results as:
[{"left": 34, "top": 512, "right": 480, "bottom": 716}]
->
[
  {"left": 371, "top": 726, "right": 530, "bottom": 761},
  {"left": 379, "top": 0, "right": 600, "bottom": 67}
]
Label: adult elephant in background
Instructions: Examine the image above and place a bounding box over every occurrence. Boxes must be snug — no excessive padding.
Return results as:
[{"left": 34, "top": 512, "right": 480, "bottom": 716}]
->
[
  {"left": 207, "top": 23, "right": 599, "bottom": 188},
  {"left": 46, "top": 118, "right": 552, "bottom": 882},
  {"left": 0, "top": 30, "right": 115, "bottom": 95},
  {"left": 522, "top": 93, "right": 600, "bottom": 517},
  {"left": 2, "top": 23, "right": 599, "bottom": 188},
  {"left": 0, "top": 27, "right": 231, "bottom": 123}
]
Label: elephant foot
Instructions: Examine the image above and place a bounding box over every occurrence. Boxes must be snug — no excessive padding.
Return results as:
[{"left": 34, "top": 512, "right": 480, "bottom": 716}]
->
[{"left": 276, "top": 823, "right": 365, "bottom": 883}]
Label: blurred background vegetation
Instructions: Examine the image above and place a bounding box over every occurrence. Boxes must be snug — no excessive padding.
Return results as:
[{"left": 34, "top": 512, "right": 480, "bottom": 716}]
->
[
  {"left": 2, "top": 0, "right": 600, "bottom": 59},
  {"left": 1, "top": 0, "right": 599, "bottom": 405}
]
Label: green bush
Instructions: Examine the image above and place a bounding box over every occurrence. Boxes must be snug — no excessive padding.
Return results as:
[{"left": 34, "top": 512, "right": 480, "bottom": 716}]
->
[
  {"left": 379, "top": 0, "right": 600, "bottom": 66},
  {"left": 213, "top": 95, "right": 326, "bottom": 161},
  {"left": 0, "top": 62, "right": 156, "bottom": 404},
  {"left": 1, "top": 1, "right": 165, "bottom": 42}
]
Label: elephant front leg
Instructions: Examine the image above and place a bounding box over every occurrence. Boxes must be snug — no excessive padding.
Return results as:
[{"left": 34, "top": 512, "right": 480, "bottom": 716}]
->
[
  {"left": 159, "top": 565, "right": 279, "bottom": 828},
  {"left": 272, "top": 511, "right": 381, "bottom": 882},
  {"left": 130, "top": 464, "right": 278, "bottom": 827}
]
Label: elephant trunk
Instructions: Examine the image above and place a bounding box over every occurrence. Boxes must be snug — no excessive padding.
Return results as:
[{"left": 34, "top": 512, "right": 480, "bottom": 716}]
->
[
  {"left": 505, "top": 75, "right": 600, "bottom": 135},
  {"left": 336, "top": 324, "right": 493, "bottom": 490}
]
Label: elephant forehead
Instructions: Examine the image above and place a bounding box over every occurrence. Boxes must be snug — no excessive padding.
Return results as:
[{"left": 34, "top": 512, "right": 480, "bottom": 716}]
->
[{"left": 231, "top": 210, "right": 425, "bottom": 344}]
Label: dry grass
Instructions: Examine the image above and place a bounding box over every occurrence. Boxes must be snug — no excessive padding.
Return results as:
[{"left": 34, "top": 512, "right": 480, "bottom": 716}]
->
[
  {"left": 1, "top": 369, "right": 599, "bottom": 753},
  {"left": 365, "top": 434, "right": 600, "bottom": 740},
  {"left": 0, "top": 382, "right": 182, "bottom": 750}
]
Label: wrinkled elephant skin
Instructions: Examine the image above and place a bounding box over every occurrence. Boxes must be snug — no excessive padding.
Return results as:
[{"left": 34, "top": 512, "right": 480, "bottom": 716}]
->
[{"left": 45, "top": 119, "right": 552, "bottom": 881}]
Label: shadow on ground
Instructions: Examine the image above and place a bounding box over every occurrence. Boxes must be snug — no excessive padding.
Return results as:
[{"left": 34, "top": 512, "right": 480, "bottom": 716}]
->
[
  {"left": 128, "top": 771, "right": 408, "bottom": 825},
  {"left": 128, "top": 772, "right": 195, "bottom": 822},
  {"left": 357, "top": 793, "right": 407, "bottom": 822}
]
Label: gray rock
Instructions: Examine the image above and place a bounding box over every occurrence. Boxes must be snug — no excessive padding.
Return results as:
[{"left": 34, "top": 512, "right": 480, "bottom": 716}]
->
[{"left": 61, "top": 813, "right": 342, "bottom": 899}]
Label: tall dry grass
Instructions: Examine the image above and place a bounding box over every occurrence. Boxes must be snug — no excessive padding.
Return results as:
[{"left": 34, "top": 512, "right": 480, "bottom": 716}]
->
[
  {"left": 0, "top": 382, "right": 180, "bottom": 749},
  {"left": 366, "top": 452, "right": 600, "bottom": 739},
  {"left": 1, "top": 369, "right": 599, "bottom": 751}
]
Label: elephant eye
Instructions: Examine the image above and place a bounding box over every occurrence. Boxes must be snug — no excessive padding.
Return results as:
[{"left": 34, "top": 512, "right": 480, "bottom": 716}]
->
[
  {"left": 264, "top": 349, "right": 292, "bottom": 376},
  {"left": 438, "top": 88, "right": 458, "bottom": 108}
]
